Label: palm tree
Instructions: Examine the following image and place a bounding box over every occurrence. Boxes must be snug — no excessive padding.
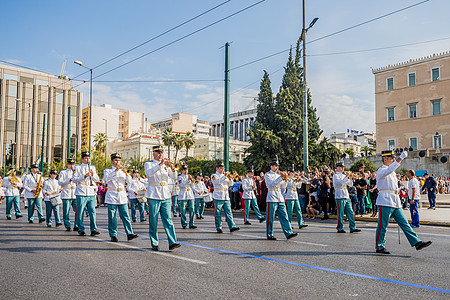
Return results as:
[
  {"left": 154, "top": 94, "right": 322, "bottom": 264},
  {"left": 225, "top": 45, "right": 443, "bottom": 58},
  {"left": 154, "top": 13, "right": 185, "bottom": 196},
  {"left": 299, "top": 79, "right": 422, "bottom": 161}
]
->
[
  {"left": 184, "top": 131, "right": 196, "bottom": 157},
  {"left": 173, "top": 133, "right": 184, "bottom": 162},
  {"left": 361, "top": 146, "right": 370, "bottom": 157},
  {"left": 162, "top": 128, "right": 174, "bottom": 160},
  {"left": 93, "top": 132, "right": 108, "bottom": 154}
]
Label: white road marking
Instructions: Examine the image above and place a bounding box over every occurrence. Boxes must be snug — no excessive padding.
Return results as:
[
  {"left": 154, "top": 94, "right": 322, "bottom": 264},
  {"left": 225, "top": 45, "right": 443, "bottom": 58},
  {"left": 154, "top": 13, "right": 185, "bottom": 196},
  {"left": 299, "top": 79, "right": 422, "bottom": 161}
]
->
[{"left": 89, "top": 237, "right": 208, "bottom": 265}]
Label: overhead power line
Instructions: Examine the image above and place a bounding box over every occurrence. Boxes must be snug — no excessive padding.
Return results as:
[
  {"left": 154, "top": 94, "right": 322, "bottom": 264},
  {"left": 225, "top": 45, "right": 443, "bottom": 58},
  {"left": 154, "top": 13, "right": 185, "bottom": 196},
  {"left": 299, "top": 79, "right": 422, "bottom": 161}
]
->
[{"left": 72, "top": 79, "right": 224, "bottom": 83}]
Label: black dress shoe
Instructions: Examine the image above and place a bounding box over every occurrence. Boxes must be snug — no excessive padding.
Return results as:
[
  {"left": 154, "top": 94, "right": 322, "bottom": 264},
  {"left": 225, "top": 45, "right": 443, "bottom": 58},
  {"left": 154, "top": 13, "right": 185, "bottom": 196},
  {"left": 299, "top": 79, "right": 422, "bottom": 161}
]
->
[
  {"left": 111, "top": 236, "right": 118, "bottom": 242},
  {"left": 337, "top": 230, "right": 346, "bottom": 233},
  {"left": 39, "top": 219, "right": 45, "bottom": 223},
  {"left": 140, "top": 219, "right": 146, "bottom": 222},
  {"left": 376, "top": 248, "right": 391, "bottom": 254},
  {"left": 132, "top": 220, "right": 136, "bottom": 223},
  {"left": 90, "top": 231, "right": 100, "bottom": 236},
  {"left": 350, "top": 229, "right": 362, "bottom": 233},
  {"left": 259, "top": 217, "right": 266, "bottom": 223},
  {"left": 78, "top": 231, "right": 86, "bottom": 236},
  {"left": 7, "top": 216, "right": 11, "bottom": 220},
  {"left": 287, "top": 233, "right": 298, "bottom": 239},
  {"left": 217, "top": 229, "right": 223, "bottom": 233},
  {"left": 66, "top": 227, "right": 72, "bottom": 231},
  {"left": 189, "top": 226, "right": 197, "bottom": 229},
  {"left": 127, "top": 234, "right": 138, "bottom": 241},
  {"left": 151, "top": 245, "right": 159, "bottom": 251},
  {"left": 244, "top": 221, "right": 252, "bottom": 225},
  {"left": 73, "top": 226, "right": 79, "bottom": 232},
  {"left": 415, "top": 241, "right": 432, "bottom": 251},
  {"left": 182, "top": 226, "right": 187, "bottom": 229},
  {"left": 200, "top": 217, "right": 204, "bottom": 219},
  {"left": 29, "top": 220, "right": 33, "bottom": 224},
  {"left": 300, "top": 224, "right": 308, "bottom": 228},
  {"left": 16, "top": 215, "right": 22, "bottom": 219},
  {"left": 47, "top": 225, "right": 51, "bottom": 227},
  {"left": 56, "top": 223, "right": 63, "bottom": 227},
  {"left": 196, "top": 217, "right": 201, "bottom": 220},
  {"left": 230, "top": 227, "right": 240, "bottom": 232},
  {"left": 169, "top": 243, "right": 181, "bottom": 251},
  {"left": 267, "top": 236, "right": 277, "bottom": 240}
]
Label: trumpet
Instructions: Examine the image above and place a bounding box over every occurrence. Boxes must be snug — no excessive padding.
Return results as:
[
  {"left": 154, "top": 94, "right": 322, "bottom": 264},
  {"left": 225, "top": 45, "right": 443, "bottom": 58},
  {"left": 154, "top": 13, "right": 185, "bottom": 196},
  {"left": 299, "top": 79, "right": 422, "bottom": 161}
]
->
[{"left": 164, "top": 160, "right": 181, "bottom": 171}]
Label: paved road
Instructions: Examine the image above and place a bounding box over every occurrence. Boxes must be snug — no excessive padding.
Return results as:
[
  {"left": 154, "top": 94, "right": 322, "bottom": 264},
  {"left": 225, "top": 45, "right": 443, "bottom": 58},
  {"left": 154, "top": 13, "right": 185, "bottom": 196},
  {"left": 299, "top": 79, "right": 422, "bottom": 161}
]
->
[{"left": 1, "top": 205, "right": 449, "bottom": 299}]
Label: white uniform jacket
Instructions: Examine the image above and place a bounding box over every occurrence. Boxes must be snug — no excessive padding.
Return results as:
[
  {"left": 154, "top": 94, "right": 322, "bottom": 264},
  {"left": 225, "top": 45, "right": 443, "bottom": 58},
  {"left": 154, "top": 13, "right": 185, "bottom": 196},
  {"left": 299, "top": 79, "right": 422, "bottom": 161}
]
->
[
  {"left": 42, "top": 178, "right": 61, "bottom": 202},
  {"left": 103, "top": 167, "right": 131, "bottom": 205},
  {"left": 2, "top": 176, "right": 22, "bottom": 196},
  {"left": 22, "top": 173, "right": 44, "bottom": 199},
  {"left": 376, "top": 161, "right": 401, "bottom": 208},
  {"left": 169, "top": 176, "right": 179, "bottom": 197},
  {"left": 192, "top": 180, "right": 208, "bottom": 199},
  {"left": 177, "top": 174, "right": 195, "bottom": 200},
  {"left": 333, "top": 172, "right": 352, "bottom": 199},
  {"left": 242, "top": 177, "right": 256, "bottom": 199},
  {"left": 264, "top": 170, "right": 284, "bottom": 203},
  {"left": 127, "top": 177, "right": 146, "bottom": 200},
  {"left": 144, "top": 160, "right": 177, "bottom": 200},
  {"left": 73, "top": 163, "right": 100, "bottom": 197},
  {"left": 58, "top": 169, "right": 76, "bottom": 199},
  {"left": 282, "top": 179, "right": 300, "bottom": 200},
  {"left": 211, "top": 172, "right": 232, "bottom": 200}
]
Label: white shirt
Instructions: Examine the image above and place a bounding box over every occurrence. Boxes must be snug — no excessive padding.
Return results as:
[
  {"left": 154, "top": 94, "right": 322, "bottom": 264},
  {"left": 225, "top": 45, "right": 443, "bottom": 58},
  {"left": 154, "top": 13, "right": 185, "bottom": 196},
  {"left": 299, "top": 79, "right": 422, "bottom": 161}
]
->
[
  {"left": 73, "top": 163, "right": 100, "bottom": 196},
  {"left": 127, "top": 177, "right": 146, "bottom": 200},
  {"left": 177, "top": 174, "right": 195, "bottom": 200},
  {"left": 242, "top": 176, "right": 256, "bottom": 199},
  {"left": 144, "top": 159, "right": 177, "bottom": 200},
  {"left": 169, "top": 177, "right": 179, "bottom": 197},
  {"left": 192, "top": 180, "right": 208, "bottom": 198},
  {"left": 58, "top": 169, "right": 76, "bottom": 199},
  {"left": 376, "top": 161, "right": 401, "bottom": 208},
  {"left": 42, "top": 178, "right": 61, "bottom": 202},
  {"left": 332, "top": 172, "right": 353, "bottom": 199},
  {"left": 264, "top": 170, "right": 284, "bottom": 203},
  {"left": 103, "top": 167, "right": 131, "bottom": 205},
  {"left": 211, "top": 172, "right": 232, "bottom": 200},
  {"left": 2, "top": 176, "right": 23, "bottom": 196},
  {"left": 22, "top": 172, "right": 44, "bottom": 199},
  {"left": 282, "top": 178, "right": 301, "bottom": 200},
  {"left": 408, "top": 177, "right": 421, "bottom": 200}
]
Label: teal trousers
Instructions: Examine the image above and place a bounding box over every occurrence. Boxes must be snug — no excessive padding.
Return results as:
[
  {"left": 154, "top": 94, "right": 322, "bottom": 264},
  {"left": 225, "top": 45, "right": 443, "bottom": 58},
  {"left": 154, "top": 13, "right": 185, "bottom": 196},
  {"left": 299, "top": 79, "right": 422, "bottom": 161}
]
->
[
  {"left": 195, "top": 198, "right": 205, "bottom": 218},
  {"left": 286, "top": 199, "right": 305, "bottom": 227},
  {"left": 62, "top": 198, "right": 77, "bottom": 228},
  {"left": 179, "top": 199, "right": 195, "bottom": 227},
  {"left": 5, "top": 196, "right": 21, "bottom": 218},
  {"left": 76, "top": 195, "right": 97, "bottom": 233},
  {"left": 45, "top": 201, "right": 61, "bottom": 225},
  {"left": 108, "top": 204, "right": 134, "bottom": 237},
  {"left": 148, "top": 199, "right": 177, "bottom": 247},
  {"left": 130, "top": 198, "right": 146, "bottom": 221},
  {"left": 336, "top": 198, "right": 356, "bottom": 231},
  {"left": 214, "top": 200, "right": 237, "bottom": 230},
  {"left": 376, "top": 206, "right": 422, "bottom": 251},
  {"left": 244, "top": 198, "right": 264, "bottom": 222},
  {"left": 266, "top": 202, "right": 293, "bottom": 238},
  {"left": 27, "top": 198, "right": 44, "bottom": 221}
]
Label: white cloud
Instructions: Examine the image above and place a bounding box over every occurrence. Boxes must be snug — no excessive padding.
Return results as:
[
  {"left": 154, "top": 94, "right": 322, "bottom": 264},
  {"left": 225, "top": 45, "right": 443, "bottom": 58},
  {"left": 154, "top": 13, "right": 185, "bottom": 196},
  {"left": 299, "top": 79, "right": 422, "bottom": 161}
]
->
[{"left": 183, "top": 82, "right": 208, "bottom": 90}]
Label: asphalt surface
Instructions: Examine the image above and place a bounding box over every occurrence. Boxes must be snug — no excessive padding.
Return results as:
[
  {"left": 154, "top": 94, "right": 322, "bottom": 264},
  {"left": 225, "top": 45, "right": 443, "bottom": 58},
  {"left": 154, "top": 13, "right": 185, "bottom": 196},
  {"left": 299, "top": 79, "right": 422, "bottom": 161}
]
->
[{"left": 1, "top": 204, "right": 449, "bottom": 300}]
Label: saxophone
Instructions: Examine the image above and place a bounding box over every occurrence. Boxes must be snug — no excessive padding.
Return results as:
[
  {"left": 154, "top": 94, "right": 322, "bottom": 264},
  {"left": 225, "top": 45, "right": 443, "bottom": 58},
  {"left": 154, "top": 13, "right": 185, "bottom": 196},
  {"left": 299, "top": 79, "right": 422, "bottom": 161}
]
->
[
  {"left": 34, "top": 173, "right": 44, "bottom": 198},
  {"left": 8, "top": 170, "right": 20, "bottom": 188}
]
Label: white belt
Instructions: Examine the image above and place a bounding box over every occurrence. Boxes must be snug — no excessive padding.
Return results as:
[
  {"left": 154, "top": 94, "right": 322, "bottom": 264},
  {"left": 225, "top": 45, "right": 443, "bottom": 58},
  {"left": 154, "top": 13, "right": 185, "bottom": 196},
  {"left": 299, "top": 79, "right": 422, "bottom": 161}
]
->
[
  {"left": 109, "top": 188, "right": 125, "bottom": 192},
  {"left": 77, "top": 182, "right": 95, "bottom": 186},
  {"left": 379, "top": 190, "right": 399, "bottom": 195},
  {"left": 148, "top": 182, "right": 168, "bottom": 186},
  {"left": 336, "top": 187, "right": 347, "bottom": 190},
  {"left": 180, "top": 188, "right": 191, "bottom": 191},
  {"left": 287, "top": 188, "right": 296, "bottom": 191},
  {"left": 268, "top": 188, "right": 281, "bottom": 192},
  {"left": 64, "top": 186, "right": 76, "bottom": 190},
  {"left": 214, "top": 188, "right": 227, "bottom": 191}
]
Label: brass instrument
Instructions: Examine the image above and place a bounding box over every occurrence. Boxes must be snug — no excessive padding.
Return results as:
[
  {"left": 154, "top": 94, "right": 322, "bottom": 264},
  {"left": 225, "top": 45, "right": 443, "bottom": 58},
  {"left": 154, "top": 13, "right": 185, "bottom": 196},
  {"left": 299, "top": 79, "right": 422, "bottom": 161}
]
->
[
  {"left": 225, "top": 171, "right": 240, "bottom": 181},
  {"left": 164, "top": 160, "right": 181, "bottom": 171},
  {"left": 34, "top": 172, "right": 44, "bottom": 198},
  {"left": 7, "top": 169, "right": 20, "bottom": 188}
]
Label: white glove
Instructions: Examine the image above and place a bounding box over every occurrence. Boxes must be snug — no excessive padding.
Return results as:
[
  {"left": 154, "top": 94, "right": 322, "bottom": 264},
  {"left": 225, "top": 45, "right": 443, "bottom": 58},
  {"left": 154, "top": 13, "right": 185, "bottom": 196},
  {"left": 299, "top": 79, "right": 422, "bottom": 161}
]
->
[{"left": 400, "top": 151, "right": 408, "bottom": 160}]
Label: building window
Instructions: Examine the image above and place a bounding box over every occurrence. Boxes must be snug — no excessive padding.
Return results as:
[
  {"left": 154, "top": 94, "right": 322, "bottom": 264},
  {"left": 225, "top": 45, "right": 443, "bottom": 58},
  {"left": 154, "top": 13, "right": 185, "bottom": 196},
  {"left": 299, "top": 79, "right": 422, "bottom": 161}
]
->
[
  {"left": 386, "top": 107, "right": 395, "bottom": 121},
  {"left": 431, "top": 67, "right": 440, "bottom": 82},
  {"left": 409, "top": 137, "right": 418, "bottom": 150},
  {"left": 432, "top": 100, "right": 441, "bottom": 116},
  {"left": 408, "top": 72, "right": 416, "bottom": 86},
  {"left": 56, "top": 92, "right": 63, "bottom": 104},
  {"left": 388, "top": 139, "right": 396, "bottom": 151},
  {"left": 408, "top": 104, "right": 417, "bottom": 118},
  {"left": 386, "top": 77, "right": 394, "bottom": 90},
  {"left": 4, "top": 74, "right": 18, "bottom": 81},
  {"left": 433, "top": 134, "right": 442, "bottom": 149}
]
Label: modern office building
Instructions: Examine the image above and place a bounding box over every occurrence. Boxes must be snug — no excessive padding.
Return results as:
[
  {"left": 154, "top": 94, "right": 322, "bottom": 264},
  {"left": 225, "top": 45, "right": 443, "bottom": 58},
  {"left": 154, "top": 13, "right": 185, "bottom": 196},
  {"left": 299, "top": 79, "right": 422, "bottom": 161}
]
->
[
  {"left": 0, "top": 63, "right": 82, "bottom": 169},
  {"left": 210, "top": 108, "right": 256, "bottom": 142},
  {"left": 372, "top": 51, "right": 450, "bottom": 153},
  {"left": 151, "top": 112, "right": 211, "bottom": 137}
]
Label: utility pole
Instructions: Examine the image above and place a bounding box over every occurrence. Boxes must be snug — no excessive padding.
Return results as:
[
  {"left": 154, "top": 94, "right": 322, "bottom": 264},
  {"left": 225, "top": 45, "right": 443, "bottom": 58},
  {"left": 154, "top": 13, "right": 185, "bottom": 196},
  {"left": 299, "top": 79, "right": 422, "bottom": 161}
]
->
[
  {"left": 224, "top": 42, "right": 230, "bottom": 171},
  {"left": 40, "top": 114, "right": 46, "bottom": 172},
  {"left": 26, "top": 102, "right": 31, "bottom": 170},
  {"left": 67, "top": 106, "right": 71, "bottom": 159}
]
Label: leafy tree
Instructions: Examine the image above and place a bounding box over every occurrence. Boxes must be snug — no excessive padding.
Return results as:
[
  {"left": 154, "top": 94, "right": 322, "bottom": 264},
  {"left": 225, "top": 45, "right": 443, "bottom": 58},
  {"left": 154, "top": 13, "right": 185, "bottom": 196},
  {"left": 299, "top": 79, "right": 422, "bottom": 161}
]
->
[
  {"left": 183, "top": 131, "right": 196, "bottom": 157},
  {"left": 93, "top": 132, "right": 107, "bottom": 154},
  {"left": 173, "top": 133, "right": 184, "bottom": 162},
  {"left": 125, "top": 155, "right": 148, "bottom": 175},
  {"left": 310, "top": 138, "right": 342, "bottom": 169},
  {"left": 162, "top": 128, "right": 174, "bottom": 160},
  {"left": 345, "top": 148, "right": 355, "bottom": 157},
  {"left": 361, "top": 146, "right": 371, "bottom": 157},
  {"left": 349, "top": 158, "right": 377, "bottom": 173}
]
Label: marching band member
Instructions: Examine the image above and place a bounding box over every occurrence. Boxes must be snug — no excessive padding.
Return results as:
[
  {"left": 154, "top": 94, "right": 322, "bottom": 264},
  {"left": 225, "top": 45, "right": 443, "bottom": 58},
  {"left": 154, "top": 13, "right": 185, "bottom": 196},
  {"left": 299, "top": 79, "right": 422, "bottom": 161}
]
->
[
  {"left": 264, "top": 159, "right": 297, "bottom": 240},
  {"left": 170, "top": 175, "right": 179, "bottom": 217},
  {"left": 144, "top": 145, "right": 180, "bottom": 251},
  {"left": 103, "top": 153, "right": 138, "bottom": 242},
  {"left": 192, "top": 172, "right": 208, "bottom": 219},
  {"left": 0, "top": 176, "right": 4, "bottom": 205},
  {"left": 73, "top": 151, "right": 100, "bottom": 237},
  {"left": 58, "top": 158, "right": 78, "bottom": 231},
  {"left": 375, "top": 150, "right": 431, "bottom": 254},
  {"left": 22, "top": 163, "right": 45, "bottom": 224},
  {"left": 211, "top": 162, "right": 240, "bottom": 233},
  {"left": 127, "top": 169, "right": 147, "bottom": 222},
  {"left": 3, "top": 169, "right": 23, "bottom": 220},
  {"left": 283, "top": 169, "right": 307, "bottom": 229},
  {"left": 42, "top": 170, "right": 63, "bottom": 227},
  {"left": 242, "top": 168, "right": 265, "bottom": 225},
  {"left": 177, "top": 164, "right": 197, "bottom": 229},
  {"left": 333, "top": 163, "right": 360, "bottom": 233}
]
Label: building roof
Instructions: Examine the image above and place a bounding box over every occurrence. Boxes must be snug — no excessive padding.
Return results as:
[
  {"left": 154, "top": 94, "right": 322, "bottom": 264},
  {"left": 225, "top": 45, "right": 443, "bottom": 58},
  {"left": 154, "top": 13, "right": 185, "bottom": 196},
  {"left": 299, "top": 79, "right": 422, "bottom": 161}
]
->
[{"left": 372, "top": 51, "right": 450, "bottom": 74}]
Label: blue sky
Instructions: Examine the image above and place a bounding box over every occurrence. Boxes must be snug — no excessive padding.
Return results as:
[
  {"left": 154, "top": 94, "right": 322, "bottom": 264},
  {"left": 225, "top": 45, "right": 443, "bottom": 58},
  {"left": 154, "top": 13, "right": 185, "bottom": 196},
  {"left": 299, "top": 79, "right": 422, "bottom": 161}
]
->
[{"left": 2, "top": 0, "right": 450, "bottom": 136}]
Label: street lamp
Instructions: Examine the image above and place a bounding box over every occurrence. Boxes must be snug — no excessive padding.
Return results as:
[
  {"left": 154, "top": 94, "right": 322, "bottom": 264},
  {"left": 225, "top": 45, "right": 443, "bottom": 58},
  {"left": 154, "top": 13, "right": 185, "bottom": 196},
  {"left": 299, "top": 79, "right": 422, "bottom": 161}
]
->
[
  {"left": 74, "top": 60, "right": 93, "bottom": 154},
  {"left": 301, "top": 0, "right": 318, "bottom": 172}
]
